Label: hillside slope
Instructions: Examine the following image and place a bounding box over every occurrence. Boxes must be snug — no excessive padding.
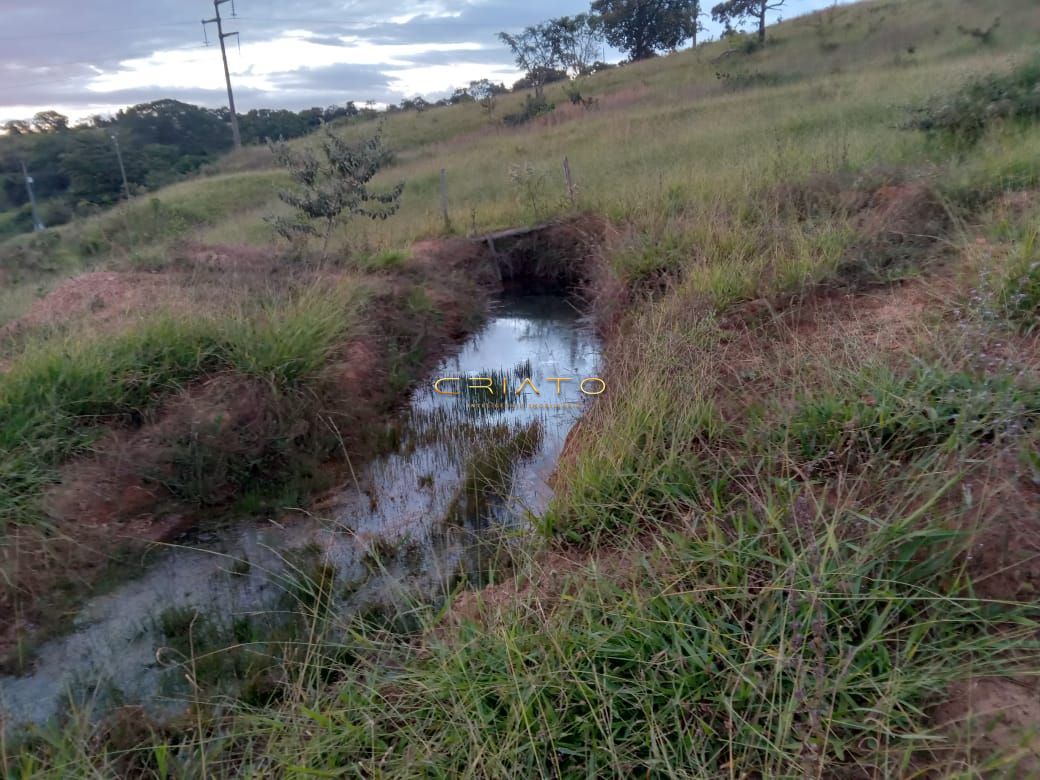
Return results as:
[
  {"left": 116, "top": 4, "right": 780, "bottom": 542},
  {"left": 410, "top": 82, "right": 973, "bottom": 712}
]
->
[{"left": 4, "top": 0, "right": 1040, "bottom": 775}]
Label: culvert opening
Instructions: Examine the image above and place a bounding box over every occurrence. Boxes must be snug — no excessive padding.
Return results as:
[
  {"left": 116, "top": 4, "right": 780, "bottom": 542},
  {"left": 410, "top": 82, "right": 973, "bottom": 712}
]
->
[{"left": 478, "top": 215, "right": 608, "bottom": 296}]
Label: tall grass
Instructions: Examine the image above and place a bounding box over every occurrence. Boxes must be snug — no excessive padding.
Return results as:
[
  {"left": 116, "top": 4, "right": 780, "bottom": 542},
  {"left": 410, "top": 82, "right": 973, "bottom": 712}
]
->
[
  {"left": 0, "top": 282, "right": 364, "bottom": 530},
  {"left": 217, "top": 503, "right": 1032, "bottom": 777},
  {"left": 13, "top": 402, "right": 1038, "bottom": 776}
]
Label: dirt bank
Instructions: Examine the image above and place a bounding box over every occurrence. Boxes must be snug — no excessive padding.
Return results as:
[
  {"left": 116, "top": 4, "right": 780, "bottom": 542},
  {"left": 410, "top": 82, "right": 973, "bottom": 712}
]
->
[
  {"left": 0, "top": 237, "right": 499, "bottom": 670},
  {"left": 0, "top": 218, "right": 612, "bottom": 673}
]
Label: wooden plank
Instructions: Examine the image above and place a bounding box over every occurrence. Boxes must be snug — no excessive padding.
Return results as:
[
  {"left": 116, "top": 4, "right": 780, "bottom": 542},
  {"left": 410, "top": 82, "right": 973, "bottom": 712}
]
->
[{"left": 473, "top": 222, "right": 554, "bottom": 244}]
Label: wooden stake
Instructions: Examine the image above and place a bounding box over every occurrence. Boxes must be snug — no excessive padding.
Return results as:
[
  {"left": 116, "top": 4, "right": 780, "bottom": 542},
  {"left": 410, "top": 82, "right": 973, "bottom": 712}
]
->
[
  {"left": 439, "top": 168, "right": 450, "bottom": 230},
  {"left": 563, "top": 157, "right": 575, "bottom": 206}
]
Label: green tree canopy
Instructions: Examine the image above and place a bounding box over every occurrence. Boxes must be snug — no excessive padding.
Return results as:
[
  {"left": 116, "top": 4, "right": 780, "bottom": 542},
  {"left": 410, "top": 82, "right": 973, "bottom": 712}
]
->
[
  {"left": 590, "top": 0, "right": 701, "bottom": 61},
  {"left": 711, "top": 0, "right": 786, "bottom": 44},
  {"left": 268, "top": 128, "right": 404, "bottom": 260},
  {"left": 498, "top": 23, "right": 571, "bottom": 99}
]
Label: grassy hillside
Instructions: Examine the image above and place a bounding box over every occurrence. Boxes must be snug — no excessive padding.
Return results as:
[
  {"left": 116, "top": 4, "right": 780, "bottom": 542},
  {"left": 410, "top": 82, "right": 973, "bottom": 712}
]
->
[
  {"left": 4, "top": 0, "right": 1040, "bottom": 775},
  {"left": 3, "top": 0, "right": 1037, "bottom": 295}
]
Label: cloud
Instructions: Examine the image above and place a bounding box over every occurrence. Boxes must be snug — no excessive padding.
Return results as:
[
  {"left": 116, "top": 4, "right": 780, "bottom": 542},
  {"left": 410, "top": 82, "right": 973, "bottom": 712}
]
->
[
  {"left": 0, "top": 0, "right": 838, "bottom": 122},
  {"left": 263, "top": 62, "right": 395, "bottom": 106}
]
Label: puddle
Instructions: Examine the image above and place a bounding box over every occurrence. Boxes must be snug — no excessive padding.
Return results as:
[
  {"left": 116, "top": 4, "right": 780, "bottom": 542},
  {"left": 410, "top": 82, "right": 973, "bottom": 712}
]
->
[{"left": 0, "top": 294, "right": 601, "bottom": 729}]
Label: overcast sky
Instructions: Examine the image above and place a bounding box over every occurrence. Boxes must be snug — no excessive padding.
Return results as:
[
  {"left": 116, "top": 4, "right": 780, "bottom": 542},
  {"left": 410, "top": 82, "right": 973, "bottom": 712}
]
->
[{"left": 0, "top": 0, "right": 837, "bottom": 123}]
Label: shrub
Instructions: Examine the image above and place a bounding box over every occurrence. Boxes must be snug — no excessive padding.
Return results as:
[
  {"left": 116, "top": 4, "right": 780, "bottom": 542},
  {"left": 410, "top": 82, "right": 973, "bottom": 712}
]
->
[
  {"left": 1002, "top": 229, "right": 1040, "bottom": 331},
  {"left": 267, "top": 128, "right": 403, "bottom": 261},
  {"left": 907, "top": 57, "right": 1040, "bottom": 147},
  {"left": 956, "top": 17, "right": 1000, "bottom": 45},
  {"left": 503, "top": 95, "right": 556, "bottom": 127},
  {"left": 715, "top": 70, "right": 784, "bottom": 92},
  {"left": 564, "top": 82, "right": 599, "bottom": 109}
]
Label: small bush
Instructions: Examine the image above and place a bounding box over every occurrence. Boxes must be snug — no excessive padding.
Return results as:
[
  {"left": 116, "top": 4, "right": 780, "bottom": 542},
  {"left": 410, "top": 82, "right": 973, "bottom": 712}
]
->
[
  {"left": 564, "top": 82, "right": 598, "bottom": 109},
  {"left": 715, "top": 70, "right": 784, "bottom": 92},
  {"left": 907, "top": 57, "right": 1040, "bottom": 147},
  {"left": 1002, "top": 230, "right": 1040, "bottom": 331},
  {"left": 957, "top": 17, "right": 1001, "bottom": 45},
  {"left": 503, "top": 95, "right": 555, "bottom": 127}
]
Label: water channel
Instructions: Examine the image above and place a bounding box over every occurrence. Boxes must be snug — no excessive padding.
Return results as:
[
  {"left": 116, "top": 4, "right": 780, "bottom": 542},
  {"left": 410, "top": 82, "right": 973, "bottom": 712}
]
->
[{"left": 0, "top": 293, "right": 601, "bottom": 729}]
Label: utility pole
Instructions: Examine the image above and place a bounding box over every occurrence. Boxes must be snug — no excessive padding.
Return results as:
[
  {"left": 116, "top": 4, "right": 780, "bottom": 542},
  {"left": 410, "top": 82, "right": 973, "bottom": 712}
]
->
[
  {"left": 20, "top": 160, "right": 44, "bottom": 231},
  {"left": 202, "top": 0, "right": 242, "bottom": 149},
  {"left": 111, "top": 134, "right": 131, "bottom": 203}
]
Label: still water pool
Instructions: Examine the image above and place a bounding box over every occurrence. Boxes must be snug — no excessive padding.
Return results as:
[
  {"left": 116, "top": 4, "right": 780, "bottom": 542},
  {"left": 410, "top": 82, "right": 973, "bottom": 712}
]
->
[{"left": 0, "top": 294, "right": 600, "bottom": 728}]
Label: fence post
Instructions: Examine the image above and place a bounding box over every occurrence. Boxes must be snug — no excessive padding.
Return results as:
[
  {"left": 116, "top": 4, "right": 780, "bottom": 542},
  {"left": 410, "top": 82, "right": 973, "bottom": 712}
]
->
[
  {"left": 439, "top": 168, "right": 451, "bottom": 231},
  {"left": 563, "top": 157, "right": 575, "bottom": 207}
]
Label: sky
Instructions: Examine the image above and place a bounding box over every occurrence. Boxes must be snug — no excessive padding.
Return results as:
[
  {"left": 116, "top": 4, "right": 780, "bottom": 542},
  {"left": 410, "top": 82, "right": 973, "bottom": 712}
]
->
[{"left": 0, "top": 0, "right": 837, "bottom": 124}]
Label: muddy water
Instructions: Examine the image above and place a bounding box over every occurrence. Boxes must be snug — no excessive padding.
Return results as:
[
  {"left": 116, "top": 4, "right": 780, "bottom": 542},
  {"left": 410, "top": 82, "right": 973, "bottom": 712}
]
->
[{"left": 0, "top": 294, "right": 600, "bottom": 729}]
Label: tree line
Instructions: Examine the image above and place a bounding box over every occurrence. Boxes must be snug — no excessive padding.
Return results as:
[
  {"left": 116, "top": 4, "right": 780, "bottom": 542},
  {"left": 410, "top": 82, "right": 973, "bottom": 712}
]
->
[
  {"left": 497, "top": 0, "right": 786, "bottom": 100},
  {"left": 0, "top": 0, "right": 786, "bottom": 239},
  {"left": 0, "top": 100, "right": 374, "bottom": 239}
]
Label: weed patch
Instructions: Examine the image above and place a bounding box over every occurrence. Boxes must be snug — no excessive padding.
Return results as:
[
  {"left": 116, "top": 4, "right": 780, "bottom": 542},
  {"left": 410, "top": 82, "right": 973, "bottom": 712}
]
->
[
  {"left": 784, "top": 364, "right": 1040, "bottom": 466},
  {"left": 1001, "top": 228, "right": 1040, "bottom": 331}
]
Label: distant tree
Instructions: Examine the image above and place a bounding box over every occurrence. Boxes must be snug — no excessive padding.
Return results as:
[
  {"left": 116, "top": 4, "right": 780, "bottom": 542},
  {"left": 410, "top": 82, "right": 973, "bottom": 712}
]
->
[
  {"left": 3, "top": 129, "right": 71, "bottom": 202},
  {"left": 300, "top": 107, "right": 326, "bottom": 129},
  {"left": 31, "top": 111, "right": 70, "bottom": 134},
  {"left": 552, "top": 14, "right": 604, "bottom": 76},
  {"left": 2, "top": 120, "right": 31, "bottom": 136},
  {"left": 511, "top": 68, "right": 569, "bottom": 93},
  {"left": 115, "top": 99, "right": 231, "bottom": 155},
  {"left": 78, "top": 114, "right": 114, "bottom": 129},
  {"left": 711, "top": 0, "right": 785, "bottom": 44},
  {"left": 325, "top": 104, "right": 358, "bottom": 123},
  {"left": 240, "top": 109, "right": 309, "bottom": 143},
  {"left": 267, "top": 128, "right": 404, "bottom": 261},
  {"left": 0, "top": 96, "right": 338, "bottom": 238},
  {"left": 401, "top": 96, "right": 430, "bottom": 113},
  {"left": 591, "top": 0, "right": 701, "bottom": 61},
  {"left": 498, "top": 23, "right": 569, "bottom": 100},
  {"left": 450, "top": 87, "right": 475, "bottom": 105},
  {"left": 63, "top": 130, "right": 143, "bottom": 203},
  {"left": 468, "top": 79, "right": 505, "bottom": 117}
]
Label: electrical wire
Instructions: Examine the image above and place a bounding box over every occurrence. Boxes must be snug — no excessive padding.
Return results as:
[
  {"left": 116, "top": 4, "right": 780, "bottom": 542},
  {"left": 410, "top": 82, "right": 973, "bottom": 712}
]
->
[{"left": 0, "top": 20, "right": 200, "bottom": 43}]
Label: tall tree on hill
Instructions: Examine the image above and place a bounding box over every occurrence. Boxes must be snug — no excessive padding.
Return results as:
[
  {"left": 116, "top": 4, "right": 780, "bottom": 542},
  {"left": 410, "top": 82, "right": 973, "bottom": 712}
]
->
[
  {"left": 115, "top": 100, "right": 231, "bottom": 156},
  {"left": 711, "top": 0, "right": 785, "bottom": 44},
  {"left": 689, "top": 2, "right": 707, "bottom": 47},
  {"left": 498, "top": 23, "right": 568, "bottom": 100},
  {"left": 552, "top": 14, "right": 604, "bottom": 77},
  {"left": 590, "top": 0, "right": 700, "bottom": 61}
]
